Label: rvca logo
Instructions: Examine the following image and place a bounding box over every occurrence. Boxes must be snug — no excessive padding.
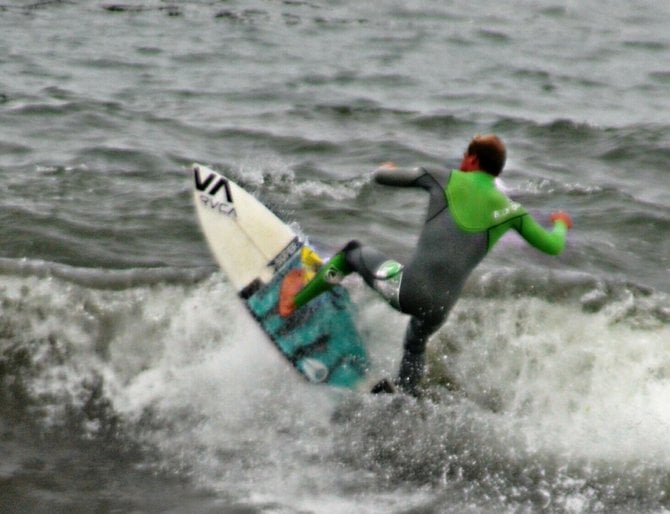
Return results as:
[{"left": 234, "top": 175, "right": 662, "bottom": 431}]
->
[{"left": 194, "top": 166, "right": 236, "bottom": 217}]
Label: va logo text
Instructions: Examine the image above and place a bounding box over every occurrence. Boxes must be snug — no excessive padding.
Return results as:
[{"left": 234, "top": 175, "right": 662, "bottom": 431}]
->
[{"left": 194, "top": 167, "right": 236, "bottom": 217}]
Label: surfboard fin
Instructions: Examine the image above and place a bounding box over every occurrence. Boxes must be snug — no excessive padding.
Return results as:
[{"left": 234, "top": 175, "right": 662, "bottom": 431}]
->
[{"left": 300, "top": 246, "right": 323, "bottom": 272}]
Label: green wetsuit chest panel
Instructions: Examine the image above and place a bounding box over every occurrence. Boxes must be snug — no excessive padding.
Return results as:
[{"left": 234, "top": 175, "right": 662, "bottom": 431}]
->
[{"left": 445, "top": 170, "right": 526, "bottom": 232}]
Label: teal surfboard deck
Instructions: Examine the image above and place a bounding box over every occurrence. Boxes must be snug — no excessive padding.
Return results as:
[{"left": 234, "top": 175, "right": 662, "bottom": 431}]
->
[{"left": 243, "top": 248, "right": 369, "bottom": 387}]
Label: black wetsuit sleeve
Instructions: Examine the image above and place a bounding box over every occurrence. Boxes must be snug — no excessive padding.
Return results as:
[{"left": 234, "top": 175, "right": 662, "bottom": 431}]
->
[
  {"left": 374, "top": 166, "right": 452, "bottom": 189},
  {"left": 374, "top": 166, "right": 450, "bottom": 222}
]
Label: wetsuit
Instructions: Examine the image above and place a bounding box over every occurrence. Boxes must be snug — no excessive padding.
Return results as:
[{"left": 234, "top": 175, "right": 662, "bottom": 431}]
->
[{"left": 342, "top": 166, "right": 569, "bottom": 394}]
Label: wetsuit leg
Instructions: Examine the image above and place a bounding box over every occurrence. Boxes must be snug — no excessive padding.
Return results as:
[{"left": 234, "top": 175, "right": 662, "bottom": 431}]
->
[
  {"left": 396, "top": 316, "right": 441, "bottom": 395},
  {"left": 343, "top": 241, "right": 404, "bottom": 309},
  {"left": 343, "top": 241, "right": 447, "bottom": 396},
  {"left": 344, "top": 241, "right": 439, "bottom": 395},
  {"left": 291, "top": 240, "right": 403, "bottom": 313}
]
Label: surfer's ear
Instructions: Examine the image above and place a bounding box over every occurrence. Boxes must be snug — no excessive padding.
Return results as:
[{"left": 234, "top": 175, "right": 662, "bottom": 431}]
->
[{"left": 459, "top": 152, "right": 479, "bottom": 172}]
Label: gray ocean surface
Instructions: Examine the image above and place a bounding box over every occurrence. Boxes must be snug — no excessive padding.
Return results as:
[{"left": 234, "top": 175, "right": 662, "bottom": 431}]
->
[{"left": 1, "top": 1, "right": 670, "bottom": 513}]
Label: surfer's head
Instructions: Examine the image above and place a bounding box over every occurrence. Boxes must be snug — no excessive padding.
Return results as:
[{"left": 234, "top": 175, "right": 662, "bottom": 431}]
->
[{"left": 460, "top": 134, "right": 506, "bottom": 176}]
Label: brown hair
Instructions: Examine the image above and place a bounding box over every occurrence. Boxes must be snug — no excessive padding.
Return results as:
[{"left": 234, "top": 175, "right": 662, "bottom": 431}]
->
[{"left": 467, "top": 134, "right": 506, "bottom": 176}]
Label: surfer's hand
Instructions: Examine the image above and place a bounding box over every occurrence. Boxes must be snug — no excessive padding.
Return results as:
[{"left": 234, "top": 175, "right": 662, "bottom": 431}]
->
[
  {"left": 377, "top": 161, "right": 397, "bottom": 171},
  {"left": 550, "top": 211, "right": 573, "bottom": 229}
]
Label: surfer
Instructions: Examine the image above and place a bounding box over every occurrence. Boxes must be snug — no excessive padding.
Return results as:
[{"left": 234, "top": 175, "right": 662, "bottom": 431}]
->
[{"left": 284, "top": 134, "right": 573, "bottom": 396}]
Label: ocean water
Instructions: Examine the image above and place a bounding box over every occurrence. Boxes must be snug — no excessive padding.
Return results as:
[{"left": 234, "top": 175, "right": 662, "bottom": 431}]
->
[{"left": 1, "top": 1, "right": 670, "bottom": 513}]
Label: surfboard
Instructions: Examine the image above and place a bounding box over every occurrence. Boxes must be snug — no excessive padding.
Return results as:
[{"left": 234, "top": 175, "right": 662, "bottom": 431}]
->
[{"left": 192, "top": 164, "right": 369, "bottom": 388}]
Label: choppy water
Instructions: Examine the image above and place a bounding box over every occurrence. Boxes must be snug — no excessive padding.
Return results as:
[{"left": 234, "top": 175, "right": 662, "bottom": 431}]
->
[{"left": 1, "top": 1, "right": 670, "bottom": 513}]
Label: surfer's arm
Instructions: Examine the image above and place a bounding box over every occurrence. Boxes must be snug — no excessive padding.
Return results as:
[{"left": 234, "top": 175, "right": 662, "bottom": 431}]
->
[
  {"left": 511, "top": 213, "right": 570, "bottom": 255},
  {"left": 374, "top": 165, "right": 451, "bottom": 190},
  {"left": 374, "top": 165, "right": 426, "bottom": 187}
]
